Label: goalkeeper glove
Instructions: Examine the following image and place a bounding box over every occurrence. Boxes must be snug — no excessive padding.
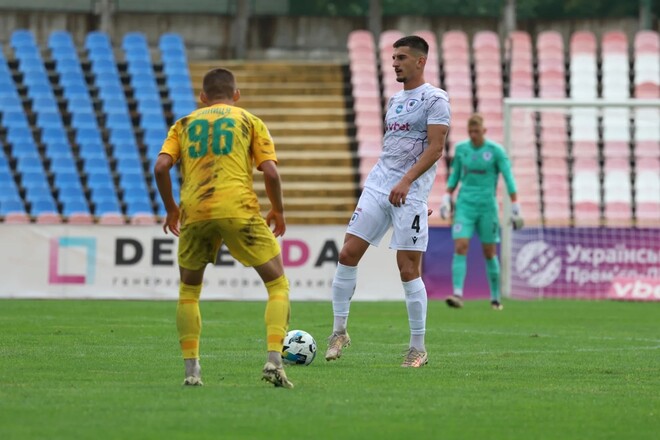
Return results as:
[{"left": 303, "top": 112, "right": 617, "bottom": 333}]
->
[
  {"left": 511, "top": 202, "right": 524, "bottom": 230},
  {"left": 439, "top": 194, "right": 452, "bottom": 219}
]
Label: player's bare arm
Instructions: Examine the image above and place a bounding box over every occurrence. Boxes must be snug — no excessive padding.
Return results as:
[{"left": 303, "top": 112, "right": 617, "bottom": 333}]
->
[
  {"left": 260, "top": 159, "right": 286, "bottom": 237},
  {"left": 154, "top": 153, "right": 180, "bottom": 236},
  {"left": 388, "top": 124, "right": 448, "bottom": 207}
]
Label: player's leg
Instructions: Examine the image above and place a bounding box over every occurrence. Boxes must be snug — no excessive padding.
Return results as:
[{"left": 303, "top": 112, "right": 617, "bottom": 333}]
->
[
  {"left": 391, "top": 199, "right": 429, "bottom": 367},
  {"left": 447, "top": 204, "right": 476, "bottom": 308},
  {"left": 326, "top": 189, "right": 389, "bottom": 361},
  {"left": 221, "top": 218, "right": 293, "bottom": 388},
  {"left": 476, "top": 210, "right": 503, "bottom": 310},
  {"left": 481, "top": 243, "right": 502, "bottom": 309},
  {"left": 176, "top": 221, "right": 222, "bottom": 386}
]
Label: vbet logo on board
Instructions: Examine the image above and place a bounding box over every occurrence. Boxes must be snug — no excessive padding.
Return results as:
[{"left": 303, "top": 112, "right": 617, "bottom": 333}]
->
[
  {"left": 515, "top": 240, "right": 562, "bottom": 288},
  {"left": 48, "top": 236, "right": 97, "bottom": 285}
]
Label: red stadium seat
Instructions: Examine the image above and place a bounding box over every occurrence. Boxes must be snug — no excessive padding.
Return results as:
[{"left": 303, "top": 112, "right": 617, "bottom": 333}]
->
[
  {"left": 99, "top": 213, "right": 125, "bottom": 225},
  {"left": 3, "top": 212, "right": 31, "bottom": 224},
  {"left": 68, "top": 213, "right": 94, "bottom": 224},
  {"left": 36, "top": 212, "right": 62, "bottom": 224}
]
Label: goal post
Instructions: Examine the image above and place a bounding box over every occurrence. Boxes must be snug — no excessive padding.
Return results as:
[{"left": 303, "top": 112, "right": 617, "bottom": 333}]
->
[{"left": 501, "top": 98, "right": 660, "bottom": 300}]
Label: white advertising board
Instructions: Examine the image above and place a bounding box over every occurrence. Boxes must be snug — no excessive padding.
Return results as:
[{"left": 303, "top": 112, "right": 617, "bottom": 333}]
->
[{"left": 0, "top": 225, "right": 403, "bottom": 301}]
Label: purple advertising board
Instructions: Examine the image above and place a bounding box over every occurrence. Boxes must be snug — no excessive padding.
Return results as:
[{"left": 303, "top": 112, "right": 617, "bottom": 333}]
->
[
  {"left": 423, "top": 227, "right": 660, "bottom": 301},
  {"left": 509, "top": 228, "right": 660, "bottom": 300},
  {"left": 423, "top": 227, "right": 494, "bottom": 300}
]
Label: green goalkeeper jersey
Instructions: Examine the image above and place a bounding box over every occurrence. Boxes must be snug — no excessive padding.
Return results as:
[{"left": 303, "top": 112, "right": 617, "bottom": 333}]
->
[{"left": 447, "top": 139, "right": 517, "bottom": 208}]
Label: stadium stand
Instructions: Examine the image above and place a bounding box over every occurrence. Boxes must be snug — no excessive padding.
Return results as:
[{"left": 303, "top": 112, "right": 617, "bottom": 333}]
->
[{"left": 1, "top": 27, "right": 658, "bottom": 227}]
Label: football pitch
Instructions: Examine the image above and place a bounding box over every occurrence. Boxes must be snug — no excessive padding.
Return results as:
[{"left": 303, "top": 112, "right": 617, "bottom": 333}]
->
[{"left": 0, "top": 299, "right": 658, "bottom": 440}]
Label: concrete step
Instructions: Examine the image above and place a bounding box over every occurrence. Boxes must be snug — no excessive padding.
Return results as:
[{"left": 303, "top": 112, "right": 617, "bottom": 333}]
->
[
  {"left": 258, "top": 196, "right": 356, "bottom": 213},
  {"left": 274, "top": 150, "right": 356, "bottom": 167},
  {"left": 260, "top": 210, "right": 351, "bottom": 225},
  {"left": 250, "top": 107, "right": 351, "bottom": 123},
  {"left": 236, "top": 83, "right": 349, "bottom": 96},
  {"left": 215, "top": 95, "right": 349, "bottom": 109},
  {"left": 253, "top": 166, "right": 355, "bottom": 183},
  {"left": 191, "top": 60, "right": 343, "bottom": 73},
  {"left": 192, "top": 71, "right": 345, "bottom": 83},
  {"left": 271, "top": 136, "right": 353, "bottom": 151},
  {"left": 267, "top": 121, "right": 353, "bottom": 137},
  {"left": 254, "top": 181, "right": 358, "bottom": 198}
]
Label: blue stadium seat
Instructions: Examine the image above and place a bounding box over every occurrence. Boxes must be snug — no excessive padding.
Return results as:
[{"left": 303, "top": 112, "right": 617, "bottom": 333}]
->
[
  {"left": 27, "top": 84, "right": 54, "bottom": 101},
  {"left": 95, "top": 199, "right": 122, "bottom": 215},
  {"left": 50, "top": 156, "right": 77, "bottom": 173},
  {"left": 48, "top": 30, "right": 75, "bottom": 50},
  {"left": 116, "top": 157, "right": 143, "bottom": 173},
  {"left": 143, "top": 128, "right": 167, "bottom": 145},
  {"left": 71, "top": 113, "right": 98, "bottom": 130},
  {"left": 41, "top": 127, "right": 69, "bottom": 145},
  {"left": 30, "top": 197, "right": 58, "bottom": 215},
  {"left": 125, "top": 50, "right": 151, "bottom": 64},
  {"left": 61, "top": 198, "right": 89, "bottom": 215},
  {"left": 141, "top": 112, "right": 166, "bottom": 129},
  {"left": 62, "top": 199, "right": 89, "bottom": 215},
  {"left": 55, "top": 58, "right": 83, "bottom": 75},
  {"left": 119, "top": 171, "right": 147, "bottom": 188},
  {"left": 88, "top": 50, "right": 115, "bottom": 64},
  {"left": 21, "top": 171, "right": 49, "bottom": 188},
  {"left": 170, "top": 90, "right": 197, "bottom": 105},
  {"left": 67, "top": 95, "right": 95, "bottom": 114},
  {"left": 0, "top": 182, "right": 19, "bottom": 198},
  {"left": 106, "top": 112, "right": 133, "bottom": 129},
  {"left": 102, "top": 97, "right": 128, "bottom": 114},
  {"left": 90, "top": 58, "right": 118, "bottom": 75},
  {"left": 2, "top": 110, "right": 30, "bottom": 129},
  {"left": 19, "top": 57, "right": 47, "bottom": 75},
  {"left": 36, "top": 111, "right": 64, "bottom": 129},
  {"left": 126, "top": 200, "right": 153, "bottom": 216},
  {"left": 137, "top": 97, "right": 162, "bottom": 114},
  {"left": 0, "top": 199, "right": 25, "bottom": 215},
  {"left": 127, "top": 59, "right": 154, "bottom": 75},
  {"left": 7, "top": 127, "right": 34, "bottom": 145},
  {"left": 11, "top": 142, "right": 39, "bottom": 158},
  {"left": 109, "top": 129, "right": 136, "bottom": 147},
  {"left": 84, "top": 157, "right": 111, "bottom": 174},
  {"left": 15, "top": 48, "right": 42, "bottom": 64},
  {"left": 123, "top": 32, "right": 148, "bottom": 49},
  {"left": 51, "top": 47, "right": 78, "bottom": 60},
  {"left": 159, "top": 33, "right": 185, "bottom": 51},
  {"left": 114, "top": 146, "right": 141, "bottom": 160},
  {"left": 16, "top": 156, "right": 44, "bottom": 173},
  {"left": 163, "top": 60, "right": 189, "bottom": 76},
  {"left": 75, "top": 127, "right": 103, "bottom": 146},
  {"left": 96, "top": 76, "right": 123, "bottom": 90},
  {"left": 58, "top": 186, "right": 85, "bottom": 201},
  {"left": 85, "top": 31, "right": 112, "bottom": 52},
  {"left": 31, "top": 95, "right": 59, "bottom": 112},
  {"left": 10, "top": 30, "right": 37, "bottom": 49},
  {"left": 78, "top": 141, "right": 106, "bottom": 159},
  {"left": 54, "top": 171, "right": 81, "bottom": 189},
  {"left": 90, "top": 185, "right": 117, "bottom": 201},
  {"left": 86, "top": 173, "right": 114, "bottom": 189},
  {"left": 60, "top": 75, "right": 87, "bottom": 90},
  {"left": 172, "top": 100, "right": 197, "bottom": 119},
  {"left": 26, "top": 185, "right": 53, "bottom": 202},
  {"left": 162, "top": 49, "right": 187, "bottom": 64},
  {"left": 45, "top": 141, "right": 73, "bottom": 159},
  {"left": 166, "top": 72, "right": 193, "bottom": 88},
  {"left": 131, "top": 72, "right": 157, "bottom": 85}
]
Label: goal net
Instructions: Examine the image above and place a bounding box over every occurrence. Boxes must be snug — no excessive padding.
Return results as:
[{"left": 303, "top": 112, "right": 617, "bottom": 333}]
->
[{"left": 500, "top": 98, "right": 660, "bottom": 300}]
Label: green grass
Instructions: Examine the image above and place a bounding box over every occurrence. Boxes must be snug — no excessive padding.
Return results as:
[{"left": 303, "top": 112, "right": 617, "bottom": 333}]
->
[{"left": 0, "top": 299, "right": 658, "bottom": 440}]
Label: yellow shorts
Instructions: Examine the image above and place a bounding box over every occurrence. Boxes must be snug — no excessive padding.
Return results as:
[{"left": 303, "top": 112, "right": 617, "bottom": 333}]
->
[{"left": 178, "top": 218, "right": 281, "bottom": 270}]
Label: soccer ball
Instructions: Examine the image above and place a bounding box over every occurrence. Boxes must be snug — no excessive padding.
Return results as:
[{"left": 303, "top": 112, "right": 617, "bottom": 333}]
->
[{"left": 281, "top": 329, "right": 317, "bottom": 366}]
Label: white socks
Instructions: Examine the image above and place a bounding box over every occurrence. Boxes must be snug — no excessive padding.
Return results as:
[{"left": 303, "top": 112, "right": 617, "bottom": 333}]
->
[
  {"left": 332, "top": 263, "right": 357, "bottom": 334},
  {"left": 403, "top": 277, "right": 427, "bottom": 352}
]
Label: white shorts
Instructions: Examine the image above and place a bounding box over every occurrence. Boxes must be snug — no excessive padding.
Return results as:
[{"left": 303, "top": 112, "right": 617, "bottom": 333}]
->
[{"left": 346, "top": 187, "right": 428, "bottom": 251}]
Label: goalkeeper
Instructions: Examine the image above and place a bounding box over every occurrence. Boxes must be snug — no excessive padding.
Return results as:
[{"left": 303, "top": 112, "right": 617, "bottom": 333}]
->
[{"left": 439, "top": 114, "right": 522, "bottom": 310}]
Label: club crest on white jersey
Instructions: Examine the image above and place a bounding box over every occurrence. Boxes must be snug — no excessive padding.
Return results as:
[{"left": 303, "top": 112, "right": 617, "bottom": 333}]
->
[{"left": 364, "top": 83, "right": 451, "bottom": 203}]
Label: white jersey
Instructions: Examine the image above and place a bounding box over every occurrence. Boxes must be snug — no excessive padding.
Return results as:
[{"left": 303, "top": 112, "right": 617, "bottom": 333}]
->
[{"left": 364, "top": 83, "right": 451, "bottom": 203}]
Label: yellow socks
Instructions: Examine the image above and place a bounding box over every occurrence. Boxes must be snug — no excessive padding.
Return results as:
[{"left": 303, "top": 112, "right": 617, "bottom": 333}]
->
[
  {"left": 177, "top": 282, "right": 202, "bottom": 359},
  {"left": 264, "top": 275, "right": 290, "bottom": 353}
]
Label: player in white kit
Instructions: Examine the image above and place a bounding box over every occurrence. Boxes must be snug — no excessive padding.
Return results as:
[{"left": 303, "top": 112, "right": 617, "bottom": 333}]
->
[{"left": 325, "top": 35, "right": 450, "bottom": 367}]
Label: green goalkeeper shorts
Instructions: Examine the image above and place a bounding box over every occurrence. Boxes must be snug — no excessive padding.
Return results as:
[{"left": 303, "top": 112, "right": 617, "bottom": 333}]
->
[{"left": 451, "top": 202, "right": 500, "bottom": 244}]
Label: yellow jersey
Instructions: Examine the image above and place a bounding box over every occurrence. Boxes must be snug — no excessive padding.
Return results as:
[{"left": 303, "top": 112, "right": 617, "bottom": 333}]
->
[{"left": 159, "top": 103, "right": 277, "bottom": 226}]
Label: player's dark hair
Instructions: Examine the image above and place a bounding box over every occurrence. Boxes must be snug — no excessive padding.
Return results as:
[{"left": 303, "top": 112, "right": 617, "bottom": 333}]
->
[
  {"left": 393, "top": 35, "right": 429, "bottom": 56},
  {"left": 202, "top": 68, "right": 236, "bottom": 100}
]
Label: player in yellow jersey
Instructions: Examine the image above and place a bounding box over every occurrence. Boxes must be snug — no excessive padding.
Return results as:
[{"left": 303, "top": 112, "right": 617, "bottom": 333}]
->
[{"left": 154, "top": 68, "right": 293, "bottom": 388}]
